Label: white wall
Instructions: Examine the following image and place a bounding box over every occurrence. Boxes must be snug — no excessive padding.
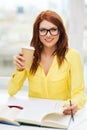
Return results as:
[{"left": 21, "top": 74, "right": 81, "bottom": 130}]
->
[{"left": 68, "top": 0, "right": 84, "bottom": 58}]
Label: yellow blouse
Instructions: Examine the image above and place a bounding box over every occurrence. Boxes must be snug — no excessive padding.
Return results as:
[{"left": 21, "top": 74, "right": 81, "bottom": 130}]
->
[{"left": 8, "top": 48, "right": 87, "bottom": 108}]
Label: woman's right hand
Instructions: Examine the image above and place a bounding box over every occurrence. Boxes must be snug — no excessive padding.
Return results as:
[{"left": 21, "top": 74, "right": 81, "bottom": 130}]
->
[{"left": 13, "top": 52, "right": 25, "bottom": 71}]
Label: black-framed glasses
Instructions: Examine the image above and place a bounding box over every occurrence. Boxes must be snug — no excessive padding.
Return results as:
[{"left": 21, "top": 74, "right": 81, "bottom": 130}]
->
[{"left": 39, "top": 28, "right": 58, "bottom": 36}]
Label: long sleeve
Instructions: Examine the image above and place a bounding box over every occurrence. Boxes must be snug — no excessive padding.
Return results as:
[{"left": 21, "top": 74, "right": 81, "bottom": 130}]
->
[
  {"left": 67, "top": 49, "right": 87, "bottom": 109},
  {"left": 8, "top": 69, "right": 27, "bottom": 96}
]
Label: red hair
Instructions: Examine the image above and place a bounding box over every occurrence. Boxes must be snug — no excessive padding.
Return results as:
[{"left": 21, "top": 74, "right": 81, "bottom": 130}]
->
[{"left": 30, "top": 10, "right": 68, "bottom": 74}]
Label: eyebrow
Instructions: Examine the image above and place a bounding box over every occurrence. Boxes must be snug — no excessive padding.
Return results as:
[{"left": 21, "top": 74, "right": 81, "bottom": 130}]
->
[{"left": 39, "top": 27, "right": 58, "bottom": 30}]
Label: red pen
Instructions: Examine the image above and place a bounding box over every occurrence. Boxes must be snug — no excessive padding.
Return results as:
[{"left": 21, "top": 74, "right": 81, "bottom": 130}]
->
[{"left": 8, "top": 105, "right": 23, "bottom": 110}]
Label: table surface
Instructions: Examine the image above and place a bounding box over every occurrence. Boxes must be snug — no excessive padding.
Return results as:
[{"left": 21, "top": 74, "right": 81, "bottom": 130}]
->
[{"left": 0, "top": 89, "right": 87, "bottom": 130}]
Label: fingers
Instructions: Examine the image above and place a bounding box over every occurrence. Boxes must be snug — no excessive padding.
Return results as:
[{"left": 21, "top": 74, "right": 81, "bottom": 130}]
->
[
  {"left": 13, "top": 52, "right": 25, "bottom": 71},
  {"left": 63, "top": 104, "right": 78, "bottom": 115}
]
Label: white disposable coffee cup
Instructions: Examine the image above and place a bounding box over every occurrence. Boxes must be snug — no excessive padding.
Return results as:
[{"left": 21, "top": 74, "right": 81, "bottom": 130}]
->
[{"left": 22, "top": 46, "right": 35, "bottom": 69}]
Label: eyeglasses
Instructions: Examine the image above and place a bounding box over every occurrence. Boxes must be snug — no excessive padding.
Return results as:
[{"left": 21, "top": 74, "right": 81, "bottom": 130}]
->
[{"left": 39, "top": 28, "right": 58, "bottom": 36}]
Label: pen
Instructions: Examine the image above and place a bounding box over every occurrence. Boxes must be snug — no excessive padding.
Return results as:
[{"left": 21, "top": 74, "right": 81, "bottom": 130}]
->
[{"left": 69, "top": 100, "right": 74, "bottom": 121}]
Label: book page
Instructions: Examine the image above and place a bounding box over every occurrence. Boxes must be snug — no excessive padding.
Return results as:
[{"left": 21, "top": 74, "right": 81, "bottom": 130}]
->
[
  {"left": 0, "top": 105, "right": 22, "bottom": 125},
  {"left": 41, "top": 112, "right": 71, "bottom": 128},
  {"left": 16, "top": 99, "right": 65, "bottom": 125},
  {"left": 0, "top": 105, "right": 21, "bottom": 121}
]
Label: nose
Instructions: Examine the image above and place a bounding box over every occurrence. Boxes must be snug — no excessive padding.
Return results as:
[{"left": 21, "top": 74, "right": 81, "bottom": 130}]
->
[{"left": 46, "top": 31, "right": 51, "bottom": 36}]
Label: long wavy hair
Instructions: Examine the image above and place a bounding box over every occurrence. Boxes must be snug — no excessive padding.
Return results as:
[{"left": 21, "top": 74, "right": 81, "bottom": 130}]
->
[{"left": 30, "top": 10, "right": 68, "bottom": 74}]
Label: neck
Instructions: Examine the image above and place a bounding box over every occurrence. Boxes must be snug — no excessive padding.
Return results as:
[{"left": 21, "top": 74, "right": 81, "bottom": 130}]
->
[{"left": 42, "top": 46, "right": 56, "bottom": 57}]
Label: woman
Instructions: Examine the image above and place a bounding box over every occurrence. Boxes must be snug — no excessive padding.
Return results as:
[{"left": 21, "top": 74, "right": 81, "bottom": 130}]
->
[{"left": 8, "top": 10, "right": 86, "bottom": 115}]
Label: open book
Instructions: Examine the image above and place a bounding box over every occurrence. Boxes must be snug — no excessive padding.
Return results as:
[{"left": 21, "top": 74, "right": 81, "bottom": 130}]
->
[{"left": 0, "top": 98, "right": 71, "bottom": 129}]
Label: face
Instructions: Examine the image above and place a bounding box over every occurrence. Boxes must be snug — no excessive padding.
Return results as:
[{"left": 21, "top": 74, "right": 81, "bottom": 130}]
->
[{"left": 39, "top": 20, "right": 59, "bottom": 49}]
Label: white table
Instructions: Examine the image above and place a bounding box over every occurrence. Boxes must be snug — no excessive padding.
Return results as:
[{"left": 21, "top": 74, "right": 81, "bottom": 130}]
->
[{"left": 0, "top": 90, "right": 87, "bottom": 130}]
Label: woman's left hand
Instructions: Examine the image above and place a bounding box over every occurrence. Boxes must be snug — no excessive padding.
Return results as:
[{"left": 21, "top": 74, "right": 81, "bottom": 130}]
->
[{"left": 63, "top": 103, "right": 78, "bottom": 115}]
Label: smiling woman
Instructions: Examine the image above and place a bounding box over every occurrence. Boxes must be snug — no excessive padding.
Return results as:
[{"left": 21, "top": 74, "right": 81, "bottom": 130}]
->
[
  {"left": 0, "top": 0, "right": 87, "bottom": 114},
  {"left": 8, "top": 10, "right": 87, "bottom": 116}
]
